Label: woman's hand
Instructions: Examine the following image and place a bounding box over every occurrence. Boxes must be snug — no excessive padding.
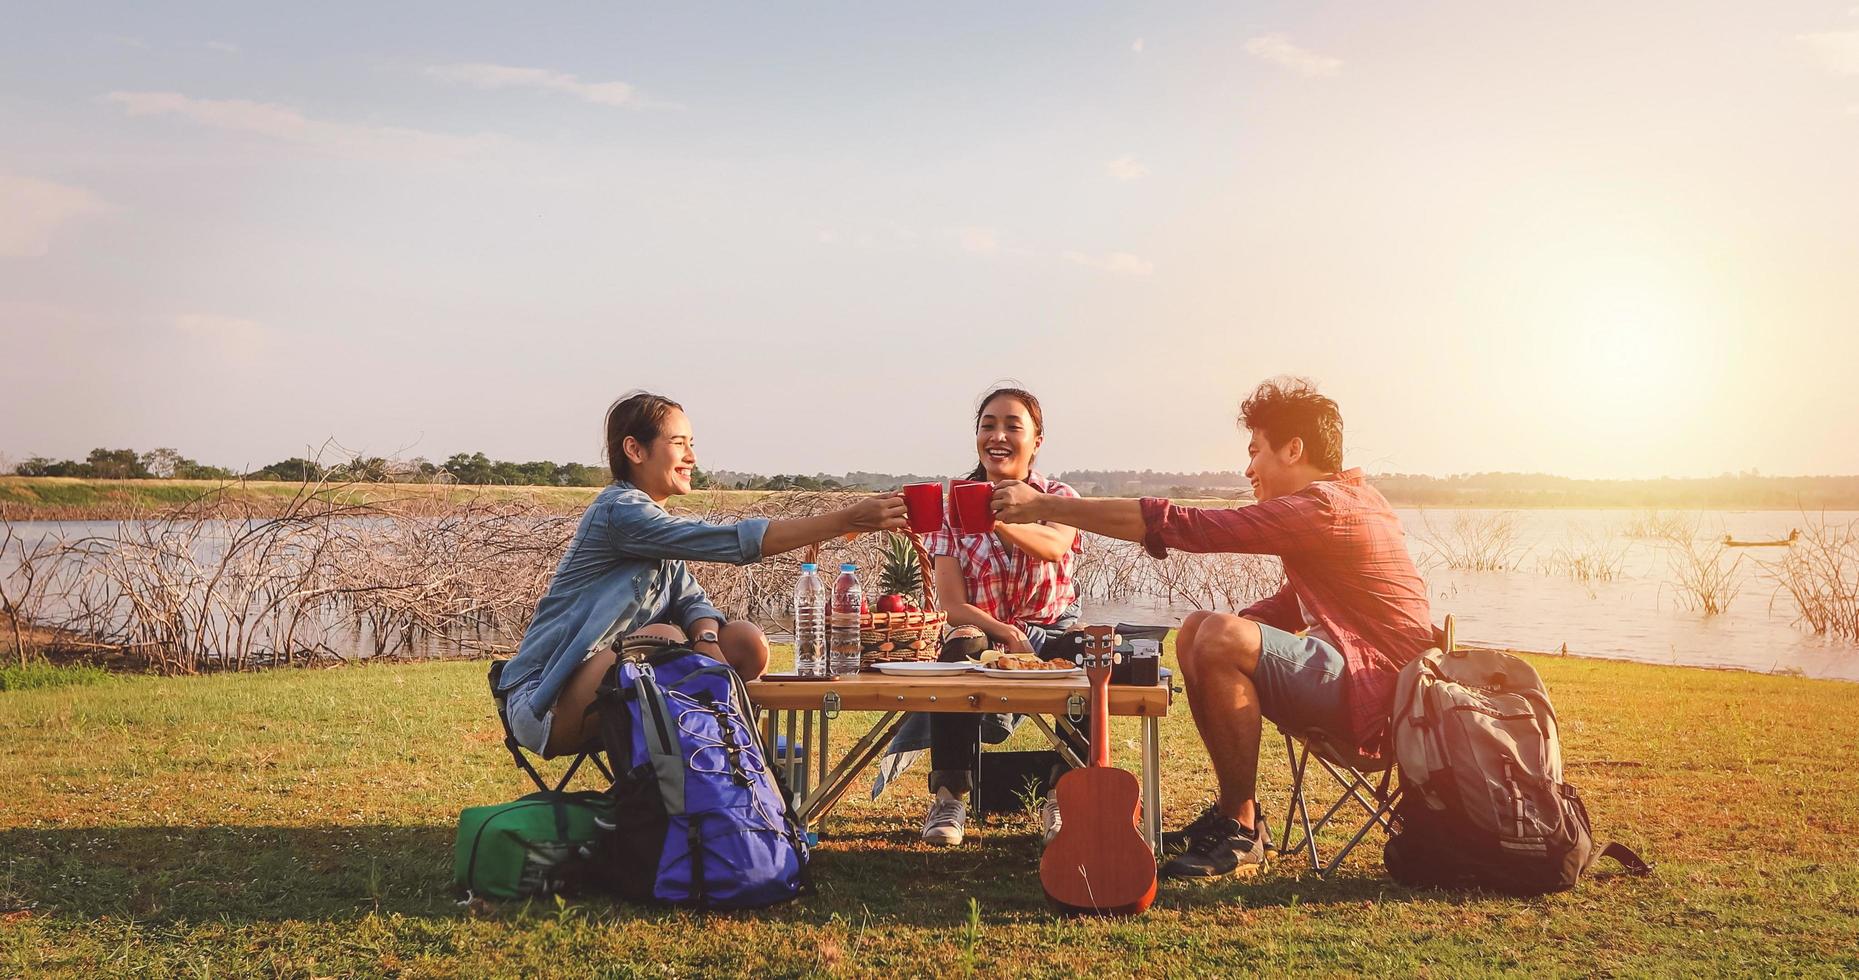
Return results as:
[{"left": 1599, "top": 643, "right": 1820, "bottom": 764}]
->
[
  {"left": 844, "top": 492, "right": 908, "bottom": 533},
  {"left": 998, "top": 626, "right": 1035, "bottom": 655},
  {"left": 991, "top": 480, "right": 1047, "bottom": 524}
]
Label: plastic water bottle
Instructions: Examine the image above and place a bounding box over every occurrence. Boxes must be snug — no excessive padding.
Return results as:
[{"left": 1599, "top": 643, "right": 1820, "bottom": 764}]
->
[
  {"left": 793, "top": 563, "right": 827, "bottom": 677},
  {"left": 829, "top": 563, "right": 864, "bottom": 676}
]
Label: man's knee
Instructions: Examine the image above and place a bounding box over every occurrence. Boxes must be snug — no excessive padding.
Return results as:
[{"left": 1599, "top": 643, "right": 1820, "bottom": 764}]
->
[
  {"left": 1182, "top": 613, "right": 1262, "bottom": 680},
  {"left": 1176, "top": 610, "right": 1214, "bottom": 680}
]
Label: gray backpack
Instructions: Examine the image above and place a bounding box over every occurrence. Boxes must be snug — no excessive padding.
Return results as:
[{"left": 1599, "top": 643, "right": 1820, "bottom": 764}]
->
[{"left": 1385, "top": 647, "right": 1648, "bottom": 894}]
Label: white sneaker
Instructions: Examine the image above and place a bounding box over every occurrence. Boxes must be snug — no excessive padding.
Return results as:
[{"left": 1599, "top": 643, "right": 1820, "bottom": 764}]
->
[
  {"left": 1040, "top": 798, "right": 1062, "bottom": 843},
  {"left": 921, "top": 789, "right": 967, "bottom": 846}
]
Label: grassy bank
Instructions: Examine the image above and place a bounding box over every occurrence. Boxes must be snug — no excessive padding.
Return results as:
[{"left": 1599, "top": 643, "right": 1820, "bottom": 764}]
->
[
  {"left": 0, "top": 477, "right": 785, "bottom": 520},
  {"left": 2, "top": 641, "right": 1855, "bottom": 977}
]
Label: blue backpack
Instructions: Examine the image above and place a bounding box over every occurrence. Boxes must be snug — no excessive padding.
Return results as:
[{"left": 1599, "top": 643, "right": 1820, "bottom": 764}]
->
[{"left": 591, "top": 641, "right": 810, "bottom": 909}]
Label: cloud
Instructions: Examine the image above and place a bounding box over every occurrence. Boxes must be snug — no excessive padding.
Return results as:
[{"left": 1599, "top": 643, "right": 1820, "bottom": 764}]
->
[
  {"left": 957, "top": 227, "right": 1000, "bottom": 254},
  {"left": 0, "top": 174, "right": 110, "bottom": 258},
  {"left": 1243, "top": 33, "right": 1342, "bottom": 76},
  {"left": 173, "top": 314, "right": 268, "bottom": 359},
  {"left": 1132, "top": 38, "right": 1145, "bottom": 54},
  {"left": 424, "top": 62, "right": 648, "bottom": 107},
  {"left": 1797, "top": 31, "right": 1859, "bottom": 75},
  {"left": 104, "top": 90, "right": 501, "bottom": 161},
  {"left": 1105, "top": 155, "right": 1149, "bottom": 181},
  {"left": 1061, "top": 250, "right": 1155, "bottom": 277},
  {"left": 205, "top": 40, "right": 240, "bottom": 54}
]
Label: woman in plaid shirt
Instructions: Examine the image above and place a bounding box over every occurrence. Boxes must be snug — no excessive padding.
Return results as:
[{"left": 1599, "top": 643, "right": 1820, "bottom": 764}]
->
[{"left": 916, "top": 386, "right": 1086, "bottom": 846}]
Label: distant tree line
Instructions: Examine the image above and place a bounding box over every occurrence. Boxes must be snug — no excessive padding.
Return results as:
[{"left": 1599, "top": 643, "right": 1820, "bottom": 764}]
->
[
  {"left": 14, "top": 448, "right": 239, "bottom": 481},
  {"left": 6, "top": 448, "right": 651, "bottom": 488}
]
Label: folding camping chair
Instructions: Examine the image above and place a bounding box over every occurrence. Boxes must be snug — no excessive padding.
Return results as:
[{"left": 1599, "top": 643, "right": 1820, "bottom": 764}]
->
[
  {"left": 1275, "top": 615, "right": 1454, "bottom": 878},
  {"left": 488, "top": 659, "right": 614, "bottom": 794}
]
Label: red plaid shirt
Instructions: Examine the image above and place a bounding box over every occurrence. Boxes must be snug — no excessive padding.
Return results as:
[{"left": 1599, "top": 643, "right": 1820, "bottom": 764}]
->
[
  {"left": 1139, "top": 469, "right": 1433, "bottom": 755},
  {"left": 925, "top": 472, "right": 1082, "bottom": 628}
]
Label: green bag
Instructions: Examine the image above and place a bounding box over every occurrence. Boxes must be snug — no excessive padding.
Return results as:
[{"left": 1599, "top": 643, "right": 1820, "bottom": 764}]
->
[{"left": 453, "top": 791, "right": 612, "bottom": 899}]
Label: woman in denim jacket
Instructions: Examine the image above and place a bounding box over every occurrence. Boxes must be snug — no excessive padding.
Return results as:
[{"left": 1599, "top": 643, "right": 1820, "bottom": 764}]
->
[{"left": 497, "top": 391, "right": 905, "bottom": 756}]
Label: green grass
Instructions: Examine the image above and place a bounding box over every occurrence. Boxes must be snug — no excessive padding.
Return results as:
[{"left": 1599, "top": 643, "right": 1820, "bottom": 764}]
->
[
  {"left": 0, "top": 662, "right": 112, "bottom": 692},
  {"left": 2, "top": 641, "right": 1856, "bottom": 976}
]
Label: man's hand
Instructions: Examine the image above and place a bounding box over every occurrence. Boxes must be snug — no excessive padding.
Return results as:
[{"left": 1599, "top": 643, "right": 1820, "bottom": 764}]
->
[
  {"left": 991, "top": 480, "right": 1046, "bottom": 524},
  {"left": 845, "top": 492, "right": 908, "bottom": 532}
]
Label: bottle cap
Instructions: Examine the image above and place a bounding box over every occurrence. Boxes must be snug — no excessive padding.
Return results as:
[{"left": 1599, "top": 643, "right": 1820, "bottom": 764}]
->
[
  {"left": 801, "top": 563, "right": 817, "bottom": 572},
  {"left": 840, "top": 563, "right": 857, "bottom": 572}
]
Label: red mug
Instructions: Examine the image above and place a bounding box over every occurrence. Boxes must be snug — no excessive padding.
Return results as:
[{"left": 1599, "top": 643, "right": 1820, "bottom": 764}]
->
[
  {"left": 950, "top": 480, "right": 995, "bottom": 534},
  {"left": 902, "top": 482, "right": 944, "bottom": 534}
]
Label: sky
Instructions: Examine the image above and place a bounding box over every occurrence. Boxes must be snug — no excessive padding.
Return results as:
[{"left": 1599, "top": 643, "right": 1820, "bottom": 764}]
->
[{"left": 3, "top": 1, "right": 1857, "bottom": 480}]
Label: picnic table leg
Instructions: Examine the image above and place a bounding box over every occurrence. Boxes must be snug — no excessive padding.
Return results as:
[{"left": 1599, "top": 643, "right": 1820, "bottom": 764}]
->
[
  {"left": 801, "top": 710, "right": 906, "bottom": 827},
  {"left": 799, "top": 709, "right": 813, "bottom": 818},
  {"left": 1027, "top": 714, "right": 1087, "bottom": 771},
  {"left": 784, "top": 710, "right": 800, "bottom": 796},
  {"left": 818, "top": 710, "right": 831, "bottom": 804},
  {"left": 1142, "top": 715, "right": 1163, "bottom": 856}
]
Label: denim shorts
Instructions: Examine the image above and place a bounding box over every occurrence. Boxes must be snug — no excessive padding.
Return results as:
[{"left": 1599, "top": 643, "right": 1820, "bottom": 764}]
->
[
  {"left": 1252, "top": 623, "right": 1351, "bottom": 737},
  {"left": 501, "top": 671, "right": 556, "bottom": 754}
]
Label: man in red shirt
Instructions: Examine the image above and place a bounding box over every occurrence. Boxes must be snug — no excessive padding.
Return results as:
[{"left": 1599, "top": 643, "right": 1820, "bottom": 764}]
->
[{"left": 992, "top": 377, "right": 1433, "bottom": 878}]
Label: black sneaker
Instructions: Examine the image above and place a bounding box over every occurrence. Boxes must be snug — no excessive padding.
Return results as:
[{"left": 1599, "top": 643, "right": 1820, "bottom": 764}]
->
[
  {"left": 1160, "top": 810, "right": 1269, "bottom": 879},
  {"left": 1162, "top": 803, "right": 1271, "bottom": 856}
]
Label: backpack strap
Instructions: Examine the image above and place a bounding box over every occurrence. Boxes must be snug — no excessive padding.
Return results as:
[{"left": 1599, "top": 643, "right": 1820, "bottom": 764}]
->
[
  {"left": 1597, "top": 841, "right": 1653, "bottom": 876},
  {"left": 630, "top": 662, "right": 688, "bottom": 816},
  {"left": 687, "top": 816, "right": 709, "bottom": 911}
]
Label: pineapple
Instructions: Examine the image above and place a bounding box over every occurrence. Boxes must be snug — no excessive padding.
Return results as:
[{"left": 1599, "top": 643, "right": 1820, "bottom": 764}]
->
[{"left": 878, "top": 532, "right": 923, "bottom": 609}]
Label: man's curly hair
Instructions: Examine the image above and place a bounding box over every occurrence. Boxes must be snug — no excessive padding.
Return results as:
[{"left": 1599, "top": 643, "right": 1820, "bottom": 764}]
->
[{"left": 1239, "top": 376, "right": 1344, "bottom": 472}]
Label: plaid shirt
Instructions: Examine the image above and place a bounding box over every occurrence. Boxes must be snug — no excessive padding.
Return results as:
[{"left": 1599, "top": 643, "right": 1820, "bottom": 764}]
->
[
  {"left": 925, "top": 472, "right": 1083, "bottom": 628},
  {"left": 1139, "top": 469, "right": 1433, "bottom": 756}
]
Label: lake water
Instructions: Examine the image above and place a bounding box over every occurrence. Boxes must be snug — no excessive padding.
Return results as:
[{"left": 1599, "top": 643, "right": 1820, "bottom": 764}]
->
[
  {"left": 1093, "top": 508, "right": 1859, "bottom": 682},
  {"left": 6, "top": 510, "right": 1856, "bottom": 681}
]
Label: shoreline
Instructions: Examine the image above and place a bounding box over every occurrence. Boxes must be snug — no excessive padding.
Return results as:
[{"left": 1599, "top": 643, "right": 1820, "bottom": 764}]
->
[{"left": 4, "top": 476, "right": 1856, "bottom": 522}]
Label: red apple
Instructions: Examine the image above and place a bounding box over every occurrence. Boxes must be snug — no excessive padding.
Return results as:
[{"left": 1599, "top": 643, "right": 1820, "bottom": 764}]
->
[{"left": 876, "top": 594, "right": 909, "bottom": 613}]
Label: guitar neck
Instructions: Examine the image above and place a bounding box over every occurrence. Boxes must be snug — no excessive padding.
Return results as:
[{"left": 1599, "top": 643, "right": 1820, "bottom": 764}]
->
[{"left": 1087, "top": 664, "right": 1112, "bottom": 768}]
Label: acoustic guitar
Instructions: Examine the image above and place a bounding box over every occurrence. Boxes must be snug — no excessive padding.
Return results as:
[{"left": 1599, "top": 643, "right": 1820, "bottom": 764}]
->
[{"left": 1039, "top": 625, "right": 1157, "bottom": 916}]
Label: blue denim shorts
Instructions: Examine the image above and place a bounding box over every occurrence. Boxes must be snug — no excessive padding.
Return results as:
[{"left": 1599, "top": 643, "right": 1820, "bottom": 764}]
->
[{"left": 1252, "top": 623, "right": 1351, "bottom": 737}]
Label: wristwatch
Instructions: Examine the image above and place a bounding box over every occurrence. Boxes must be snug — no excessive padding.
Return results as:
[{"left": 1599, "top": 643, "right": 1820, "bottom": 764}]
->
[{"left": 695, "top": 629, "right": 720, "bottom": 646}]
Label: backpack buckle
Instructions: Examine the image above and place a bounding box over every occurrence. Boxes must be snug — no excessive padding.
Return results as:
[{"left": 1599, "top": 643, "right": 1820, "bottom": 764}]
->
[{"left": 822, "top": 691, "right": 841, "bottom": 720}]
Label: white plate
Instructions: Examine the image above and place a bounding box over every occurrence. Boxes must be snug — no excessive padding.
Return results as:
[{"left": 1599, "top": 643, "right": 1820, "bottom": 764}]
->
[
  {"left": 871, "top": 661, "right": 976, "bottom": 676},
  {"left": 973, "top": 665, "right": 1084, "bottom": 679}
]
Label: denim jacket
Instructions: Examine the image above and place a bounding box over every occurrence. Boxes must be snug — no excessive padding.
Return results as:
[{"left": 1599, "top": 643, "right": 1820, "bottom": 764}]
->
[{"left": 496, "top": 481, "right": 769, "bottom": 741}]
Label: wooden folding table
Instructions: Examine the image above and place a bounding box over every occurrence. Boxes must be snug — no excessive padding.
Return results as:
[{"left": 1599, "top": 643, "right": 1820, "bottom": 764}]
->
[{"left": 745, "top": 672, "right": 1172, "bottom": 854}]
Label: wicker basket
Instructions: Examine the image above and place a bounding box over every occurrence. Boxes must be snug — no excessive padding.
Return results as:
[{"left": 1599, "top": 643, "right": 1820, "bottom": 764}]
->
[
  {"left": 805, "top": 532, "right": 949, "bottom": 668},
  {"left": 858, "top": 532, "right": 948, "bottom": 666}
]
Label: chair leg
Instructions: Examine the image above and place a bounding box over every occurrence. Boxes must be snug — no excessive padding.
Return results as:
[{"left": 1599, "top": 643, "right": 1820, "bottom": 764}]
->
[
  {"left": 1318, "top": 787, "right": 1401, "bottom": 879},
  {"left": 1315, "top": 758, "right": 1395, "bottom": 832},
  {"left": 552, "top": 752, "right": 587, "bottom": 793},
  {"left": 1279, "top": 734, "right": 1405, "bottom": 879},
  {"left": 1283, "top": 735, "right": 1324, "bottom": 872},
  {"left": 1278, "top": 734, "right": 1300, "bottom": 857}
]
